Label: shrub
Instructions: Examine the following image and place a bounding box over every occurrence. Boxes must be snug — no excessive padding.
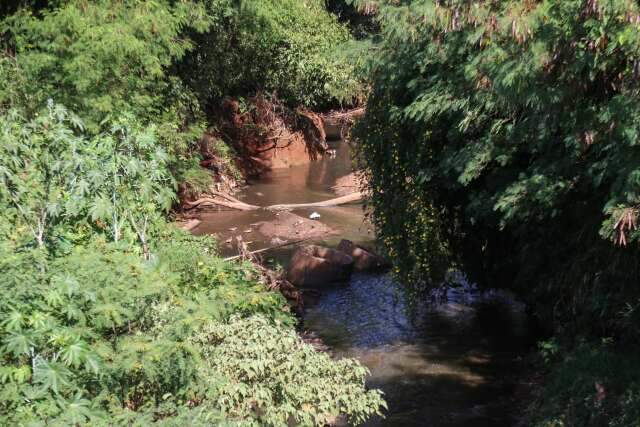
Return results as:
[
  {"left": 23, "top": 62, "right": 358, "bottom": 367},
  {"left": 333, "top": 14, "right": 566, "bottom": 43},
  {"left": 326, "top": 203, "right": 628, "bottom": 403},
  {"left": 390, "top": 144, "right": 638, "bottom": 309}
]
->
[
  {"left": 530, "top": 341, "right": 640, "bottom": 427},
  {"left": 191, "top": 315, "right": 386, "bottom": 426},
  {"left": 0, "top": 104, "right": 176, "bottom": 253},
  {"left": 0, "top": 235, "right": 383, "bottom": 425},
  {"left": 1, "top": 0, "right": 208, "bottom": 130},
  {"left": 0, "top": 239, "right": 190, "bottom": 424}
]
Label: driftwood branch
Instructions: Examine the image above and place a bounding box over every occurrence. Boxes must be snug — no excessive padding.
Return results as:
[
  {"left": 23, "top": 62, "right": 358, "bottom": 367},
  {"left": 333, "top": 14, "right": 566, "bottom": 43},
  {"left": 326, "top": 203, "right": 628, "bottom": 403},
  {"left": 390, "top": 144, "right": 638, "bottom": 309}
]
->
[
  {"left": 266, "top": 192, "right": 363, "bottom": 211},
  {"left": 208, "top": 190, "right": 249, "bottom": 203},
  {"left": 223, "top": 238, "right": 312, "bottom": 261},
  {"left": 184, "top": 192, "right": 363, "bottom": 212},
  {"left": 184, "top": 191, "right": 260, "bottom": 211},
  {"left": 184, "top": 198, "right": 258, "bottom": 211}
]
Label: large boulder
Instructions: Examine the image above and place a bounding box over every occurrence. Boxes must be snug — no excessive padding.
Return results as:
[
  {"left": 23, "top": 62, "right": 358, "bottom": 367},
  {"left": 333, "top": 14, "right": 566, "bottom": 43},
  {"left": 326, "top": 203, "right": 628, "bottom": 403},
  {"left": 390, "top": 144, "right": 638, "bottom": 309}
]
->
[
  {"left": 337, "top": 240, "right": 390, "bottom": 272},
  {"left": 287, "top": 245, "right": 353, "bottom": 287}
]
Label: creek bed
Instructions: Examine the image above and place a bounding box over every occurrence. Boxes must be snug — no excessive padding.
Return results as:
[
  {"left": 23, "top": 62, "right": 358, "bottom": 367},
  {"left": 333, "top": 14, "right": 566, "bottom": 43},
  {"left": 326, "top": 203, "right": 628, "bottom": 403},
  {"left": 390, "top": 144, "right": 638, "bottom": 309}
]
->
[{"left": 193, "top": 140, "right": 536, "bottom": 426}]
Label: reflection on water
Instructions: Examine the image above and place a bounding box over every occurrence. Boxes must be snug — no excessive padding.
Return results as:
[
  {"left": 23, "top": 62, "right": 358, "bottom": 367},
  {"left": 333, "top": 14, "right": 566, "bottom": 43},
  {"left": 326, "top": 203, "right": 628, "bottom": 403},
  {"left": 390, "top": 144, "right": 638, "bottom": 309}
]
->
[
  {"left": 194, "top": 140, "right": 534, "bottom": 426},
  {"left": 304, "top": 275, "right": 533, "bottom": 427},
  {"left": 193, "top": 140, "right": 373, "bottom": 256},
  {"left": 240, "top": 137, "right": 354, "bottom": 206}
]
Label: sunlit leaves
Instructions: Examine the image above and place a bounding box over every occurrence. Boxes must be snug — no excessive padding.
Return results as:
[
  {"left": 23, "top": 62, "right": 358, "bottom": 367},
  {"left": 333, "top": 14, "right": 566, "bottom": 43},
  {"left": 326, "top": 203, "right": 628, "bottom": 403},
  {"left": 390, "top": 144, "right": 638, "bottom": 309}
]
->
[
  {"left": 0, "top": 225, "right": 381, "bottom": 425},
  {"left": 85, "top": 115, "right": 176, "bottom": 249},
  {"left": 89, "top": 195, "right": 112, "bottom": 223},
  {"left": 58, "top": 341, "right": 91, "bottom": 368},
  {"left": 1, "top": 0, "right": 209, "bottom": 131},
  {"left": 3, "top": 332, "right": 36, "bottom": 357},
  {"left": 1, "top": 106, "right": 176, "bottom": 250},
  {"left": 0, "top": 102, "right": 88, "bottom": 246},
  {"left": 181, "top": 0, "right": 362, "bottom": 108},
  {"left": 33, "top": 359, "right": 72, "bottom": 394},
  {"left": 0, "top": 1, "right": 384, "bottom": 425},
  {"left": 192, "top": 315, "right": 386, "bottom": 425},
  {"left": 0, "top": 365, "right": 31, "bottom": 385},
  {"left": 55, "top": 393, "right": 97, "bottom": 426},
  {"left": 2, "top": 311, "right": 25, "bottom": 333}
]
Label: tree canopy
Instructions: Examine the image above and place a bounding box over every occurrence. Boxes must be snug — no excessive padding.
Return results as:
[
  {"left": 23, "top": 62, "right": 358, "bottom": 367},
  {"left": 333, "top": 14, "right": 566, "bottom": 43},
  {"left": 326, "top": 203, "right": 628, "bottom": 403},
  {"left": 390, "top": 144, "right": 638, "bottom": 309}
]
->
[
  {"left": 357, "top": 0, "right": 640, "bottom": 334},
  {"left": 355, "top": 0, "right": 640, "bottom": 423}
]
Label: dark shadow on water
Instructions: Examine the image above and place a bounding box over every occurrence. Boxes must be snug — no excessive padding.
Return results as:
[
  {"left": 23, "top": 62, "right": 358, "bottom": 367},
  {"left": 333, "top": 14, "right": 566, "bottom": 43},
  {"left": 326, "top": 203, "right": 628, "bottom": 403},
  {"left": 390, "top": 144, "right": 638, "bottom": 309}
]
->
[{"left": 303, "top": 274, "right": 537, "bottom": 427}]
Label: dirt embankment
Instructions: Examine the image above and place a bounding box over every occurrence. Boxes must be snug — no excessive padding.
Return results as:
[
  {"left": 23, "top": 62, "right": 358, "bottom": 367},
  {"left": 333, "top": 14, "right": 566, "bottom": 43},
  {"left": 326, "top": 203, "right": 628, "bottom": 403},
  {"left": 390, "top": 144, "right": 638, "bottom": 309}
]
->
[
  {"left": 212, "top": 94, "right": 328, "bottom": 178},
  {"left": 181, "top": 97, "right": 366, "bottom": 206},
  {"left": 177, "top": 95, "right": 333, "bottom": 211},
  {"left": 176, "top": 98, "right": 367, "bottom": 221}
]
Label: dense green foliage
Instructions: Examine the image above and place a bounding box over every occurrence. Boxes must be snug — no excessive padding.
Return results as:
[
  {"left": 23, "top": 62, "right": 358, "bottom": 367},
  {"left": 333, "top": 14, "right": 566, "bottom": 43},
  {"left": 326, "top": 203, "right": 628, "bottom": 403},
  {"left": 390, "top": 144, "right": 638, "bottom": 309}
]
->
[
  {"left": 192, "top": 315, "right": 385, "bottom": 426},
  {"left": 0, "top": 0, "right": 365, "bottom": 191},
  {"left": 0, "top": 232, "right": 383, "bottom": 425},
  {"left": 530, "top": 340, "right": 640, "bottom": 426},
  {"left": 179, "top": 0, "right": 363, "bottom": 109},
  {"left": 355, "top": 0, "right": 640, "bottom": 423},
  {"left": 357, "top": 0, "right": 640, "bottom": 333},
  {"left": 0, "top": 0, "right": 210, "bottom": 194},
  {"left": 0, "top": 1, "right": 384, "bottom": 424},
  {"left": 0, "top": 104, "right": 176, "bottom": 252},
  {"left": 326, "top": 0, "right": 381, "bottom": 40},
  {"left": 0, "top": 0, "right": 208, "bottom": 133}
]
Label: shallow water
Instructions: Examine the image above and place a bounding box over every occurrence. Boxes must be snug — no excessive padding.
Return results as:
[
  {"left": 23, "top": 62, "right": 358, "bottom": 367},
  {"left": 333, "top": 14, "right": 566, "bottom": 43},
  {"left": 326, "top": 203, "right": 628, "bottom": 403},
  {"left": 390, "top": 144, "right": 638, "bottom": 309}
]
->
[
  {"left": 194, "top": 140, "right": 534, "bottom": 426},
  {"left": 192, "top": 140, "right": 374, "bottom": 257},
  {"left": 305, "top": 276, "right": 533, "bottom": 426}
]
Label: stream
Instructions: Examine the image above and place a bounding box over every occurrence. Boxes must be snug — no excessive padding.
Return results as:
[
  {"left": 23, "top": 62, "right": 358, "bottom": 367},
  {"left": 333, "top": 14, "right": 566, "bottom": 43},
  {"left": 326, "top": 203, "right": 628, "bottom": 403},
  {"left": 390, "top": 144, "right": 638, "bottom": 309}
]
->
[{"left": 192, "top": 140, "right": 536, "bottom": 426}]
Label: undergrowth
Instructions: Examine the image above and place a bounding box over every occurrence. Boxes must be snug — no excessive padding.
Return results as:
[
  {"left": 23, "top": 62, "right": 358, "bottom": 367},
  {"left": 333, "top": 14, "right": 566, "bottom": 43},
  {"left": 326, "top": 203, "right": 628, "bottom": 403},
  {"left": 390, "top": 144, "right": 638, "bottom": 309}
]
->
[{"left": 529, "top": 340, "right": 640, "bottom": 427}]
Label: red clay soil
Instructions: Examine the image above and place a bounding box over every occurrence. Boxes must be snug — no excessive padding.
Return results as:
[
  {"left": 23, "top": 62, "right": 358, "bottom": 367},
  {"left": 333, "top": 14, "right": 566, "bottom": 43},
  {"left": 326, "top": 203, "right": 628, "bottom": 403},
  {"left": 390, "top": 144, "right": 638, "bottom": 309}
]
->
[{"left": 212, "top": 95, "right": 328, "bottom": 178}]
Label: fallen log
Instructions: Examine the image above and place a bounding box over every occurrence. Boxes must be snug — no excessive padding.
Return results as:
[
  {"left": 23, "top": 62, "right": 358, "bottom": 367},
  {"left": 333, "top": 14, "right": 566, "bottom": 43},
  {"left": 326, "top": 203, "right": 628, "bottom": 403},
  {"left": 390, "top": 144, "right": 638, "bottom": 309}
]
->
[
  {"left": 265, "top": 192, "right": 363, "bottom": 211},
  {"left": 184, "top": 198, "right": 259, "bottom": 211},
  {"left": 184, "top": 191, "right": 260, "bottom": 211},
  {"left": 185, "top": 191, "right": 363, "bottom": 212}
]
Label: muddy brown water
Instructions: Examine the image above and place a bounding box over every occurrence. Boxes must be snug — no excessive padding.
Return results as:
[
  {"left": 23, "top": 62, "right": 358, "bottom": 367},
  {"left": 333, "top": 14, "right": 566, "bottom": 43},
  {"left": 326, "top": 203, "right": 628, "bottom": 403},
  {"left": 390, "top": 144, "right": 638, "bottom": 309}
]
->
[
  {"left": 192, "top": 139, "right": 372, "bottom": 256},
  {"left": 193, "top": 140, "right": 535, "bottom": 426}
]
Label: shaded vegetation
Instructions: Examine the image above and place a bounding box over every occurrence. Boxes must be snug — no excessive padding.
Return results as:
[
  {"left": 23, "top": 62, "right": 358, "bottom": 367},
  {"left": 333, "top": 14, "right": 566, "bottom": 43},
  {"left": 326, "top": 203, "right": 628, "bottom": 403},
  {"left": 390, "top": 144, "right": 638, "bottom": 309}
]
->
[
  {"left": 326, "top": 0, "right": 380, "bottom": 40},
  {"left": 531, "top": 340, "right": 640, "bottom": 426},
  {"left": 354, "top": 0, "right": 640, "bottom": 423}
]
